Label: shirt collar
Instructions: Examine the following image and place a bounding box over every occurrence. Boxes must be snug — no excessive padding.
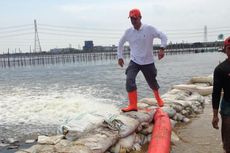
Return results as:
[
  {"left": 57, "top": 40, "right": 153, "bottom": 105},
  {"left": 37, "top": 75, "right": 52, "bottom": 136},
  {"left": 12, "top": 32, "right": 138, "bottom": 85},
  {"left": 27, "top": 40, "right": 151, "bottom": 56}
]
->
[{"left": 132, "top": 23, "right": 144, "bottom": 31}]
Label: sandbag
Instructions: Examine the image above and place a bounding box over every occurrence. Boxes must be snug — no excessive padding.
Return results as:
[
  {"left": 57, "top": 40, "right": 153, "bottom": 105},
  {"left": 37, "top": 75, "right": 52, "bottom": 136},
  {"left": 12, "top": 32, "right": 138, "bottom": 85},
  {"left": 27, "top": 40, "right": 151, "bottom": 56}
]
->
[
  {"left": 196, "top": 86, "right": 213, "bottom": 96},
  {"left": 122, "top": 111, "right": 152, "bottom": 123},
  {"left": 102, "top": 114, "right": 140, "bottom": 138},
  {"left": 173, "top": 84, "right": 213, "bottom": 96},
  {"left": 110, "top": 133, "right": 136, "bottom": 152},
  {"left": 74, "top": 126, "right": 119, "bottom": 153},
  {"left": 189, "top": 76, "right": 213, "bottom": 85},
  {"left": 59, "top": 113, "right": 104, "bottom": 140}
]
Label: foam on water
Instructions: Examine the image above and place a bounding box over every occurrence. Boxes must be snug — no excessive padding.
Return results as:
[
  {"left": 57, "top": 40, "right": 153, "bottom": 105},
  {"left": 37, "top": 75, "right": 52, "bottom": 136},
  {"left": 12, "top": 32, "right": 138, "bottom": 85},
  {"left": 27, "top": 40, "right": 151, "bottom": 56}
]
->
[{"left": 0, "top": 85, "right": 120, "bottom": 126}]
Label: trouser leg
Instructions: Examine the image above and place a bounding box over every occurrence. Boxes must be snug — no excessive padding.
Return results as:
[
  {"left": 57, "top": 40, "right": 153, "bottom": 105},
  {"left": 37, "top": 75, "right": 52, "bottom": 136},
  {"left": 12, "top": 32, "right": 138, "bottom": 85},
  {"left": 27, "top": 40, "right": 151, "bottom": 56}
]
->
[
  {"left": 121, "top": 61, "right": 140, "bottom": 112},
  {"left": 140, "top": 62, "right": 159, "bottom": 90},
  {"left": 126, "top": 61, "right": 140, "bottom": 92},
  {"left": 141, "top": 63, "right": 164, "bottom": 107}
]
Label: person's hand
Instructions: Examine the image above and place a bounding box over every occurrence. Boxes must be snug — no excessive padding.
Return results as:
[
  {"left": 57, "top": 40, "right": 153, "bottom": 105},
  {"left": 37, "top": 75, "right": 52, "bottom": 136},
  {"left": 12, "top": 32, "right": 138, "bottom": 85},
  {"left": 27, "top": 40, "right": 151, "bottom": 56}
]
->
[
  {"left": 212, "top": 116, "right": 219, "bottom": 129},
  {"left": 158, "top": 48, "right": 165, "bottom": 60},
  {"left": 118, "top": 58, "right": 124, "bottom": 67}
]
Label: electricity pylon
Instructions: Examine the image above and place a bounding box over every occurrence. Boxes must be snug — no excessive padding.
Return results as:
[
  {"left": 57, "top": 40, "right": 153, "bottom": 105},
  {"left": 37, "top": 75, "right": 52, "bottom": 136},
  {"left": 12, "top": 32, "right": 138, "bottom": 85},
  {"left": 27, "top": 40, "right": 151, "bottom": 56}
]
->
[{"left": 34, "top": 20, "right": 42, "bottom": 52}]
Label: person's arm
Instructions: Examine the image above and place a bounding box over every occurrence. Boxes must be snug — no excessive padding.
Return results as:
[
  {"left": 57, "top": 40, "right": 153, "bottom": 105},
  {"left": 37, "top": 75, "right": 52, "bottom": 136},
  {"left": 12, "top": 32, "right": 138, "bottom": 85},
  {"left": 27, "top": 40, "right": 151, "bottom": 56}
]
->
[
  {"left": 157, "top": 31, "right": 167, "bottom": 49},
  {"left": 212, "top": 109, "right": 219, "bottom": 129},
  {"left": 117, "top": 31, "right": 127, "bottom": 67},
  {"left": 151, "top": 26, "right": 167, "bottom": 60},
  {"left": 212, "top": 67, "right": 222, "bottom": 129}
]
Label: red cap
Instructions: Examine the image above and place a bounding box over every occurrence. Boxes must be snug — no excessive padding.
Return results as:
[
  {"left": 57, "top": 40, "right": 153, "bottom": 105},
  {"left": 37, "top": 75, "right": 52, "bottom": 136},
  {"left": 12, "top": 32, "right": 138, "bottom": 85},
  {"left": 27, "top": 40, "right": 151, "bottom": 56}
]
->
[
  {"left": 129, "top": 8, "right": 141, "bottom": 18},
  {"left": 224, "top": 37, "right": 230, "bottom": 47}
]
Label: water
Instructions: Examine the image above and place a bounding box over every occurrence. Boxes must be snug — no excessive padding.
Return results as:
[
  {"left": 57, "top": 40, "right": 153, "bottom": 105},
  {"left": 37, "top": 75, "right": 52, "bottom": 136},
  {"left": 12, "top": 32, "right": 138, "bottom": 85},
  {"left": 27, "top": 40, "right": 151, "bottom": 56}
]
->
[{"left": 0, "top": 52, "right": 226, "bottom": 143}]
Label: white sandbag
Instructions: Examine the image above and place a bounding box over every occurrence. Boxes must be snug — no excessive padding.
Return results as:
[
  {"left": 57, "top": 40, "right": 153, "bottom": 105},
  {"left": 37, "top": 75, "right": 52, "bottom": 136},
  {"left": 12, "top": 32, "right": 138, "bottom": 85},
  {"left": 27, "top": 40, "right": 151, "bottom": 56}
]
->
[
  {"left": 138, "top": 102, "right": 151, "bottom": 109},
  {"left": 169, "top": 102, "right": 184, "bottom": 112},
  {"left": 162, "top": 89, "right": 192, "bottom": 100},
  {"left": 139, "top": 98, "right": 156, "bottom": 106},
  {"left": 55, "top": 140, "right": 93, "bottom": 153},
  {"left": 186, "top": 93, "right": 205, "bottom": 104},
  {"left": 122, "top": 111, "right": 152, "bottom": 123},
  {"left": 162, "top": 107, "right": 177, "bottom": 118},
  {"left": 173, "top": 84, "right": 213, "bottom": 96},
  {"left": 193, "top": 83, "right": 210, "bottom": 87},
  {"left": 171, "top": 100, "right": 192, "bottom": 108},
  {"left": 196, "top": 86, "right": 213, "bottom": 96},
  {"left": 173, "top": 84, "right": 212, "bottom": 96},
  {"left": 181, "top": 109, "right": 191, "bottom": 116},
  {"left": 59, "top": 113, "right": 104, "bottom": 140},
  {"left": 102, "top": 114, "right": 140, "bottom": 138},
  {"left": 74, "top": 126, "right": 119, "bottom": 153},
  {"left": 116, "top": 133, "right": 136, "bottom": 150},
  {"left": 189, "top": 76, "right": 213, "bottom": 85},
  {"left": 172, "top": 84, "right": 197, "bottom": 92},
  {"left": 173, "top": 113, "right": 185, "bottom": 121},
  {"left": 139, "top": 123, "right": 153, "bottom": 135}
]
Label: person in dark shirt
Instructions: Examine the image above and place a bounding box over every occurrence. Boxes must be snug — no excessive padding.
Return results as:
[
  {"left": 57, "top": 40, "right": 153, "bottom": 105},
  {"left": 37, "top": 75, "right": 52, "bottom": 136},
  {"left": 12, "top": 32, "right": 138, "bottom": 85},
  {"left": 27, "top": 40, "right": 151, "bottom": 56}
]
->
[{"left": 212, "top": 36, "right": 230, "bottom": 153}]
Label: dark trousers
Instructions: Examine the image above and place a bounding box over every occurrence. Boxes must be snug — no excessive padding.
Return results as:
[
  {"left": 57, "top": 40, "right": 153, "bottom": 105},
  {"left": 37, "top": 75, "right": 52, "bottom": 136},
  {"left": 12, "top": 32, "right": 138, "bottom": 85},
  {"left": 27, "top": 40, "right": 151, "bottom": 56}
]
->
[{"left": 125, "top": 60, "right": 159, "bottom": 92}]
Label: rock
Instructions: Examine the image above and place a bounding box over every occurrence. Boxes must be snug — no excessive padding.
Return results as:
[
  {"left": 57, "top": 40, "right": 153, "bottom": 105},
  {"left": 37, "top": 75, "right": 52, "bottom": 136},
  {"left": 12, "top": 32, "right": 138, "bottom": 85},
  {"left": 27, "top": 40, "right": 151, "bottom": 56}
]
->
[
  {"left": 0, "top": 142, "right": 9, "bottom": 147},
  {"left": 25, "top": 139, "right": 36, "bottom": 144},
  {"left": 171, "top": 131, "right": 180, "bottom": 143}
]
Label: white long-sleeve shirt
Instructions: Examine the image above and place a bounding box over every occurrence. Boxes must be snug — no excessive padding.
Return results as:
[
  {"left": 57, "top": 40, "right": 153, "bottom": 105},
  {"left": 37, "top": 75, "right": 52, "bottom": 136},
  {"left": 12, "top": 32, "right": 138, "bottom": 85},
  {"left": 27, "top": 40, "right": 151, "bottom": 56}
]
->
[{"left": 117, "top": 24, "right": 167, "bottom": 65}]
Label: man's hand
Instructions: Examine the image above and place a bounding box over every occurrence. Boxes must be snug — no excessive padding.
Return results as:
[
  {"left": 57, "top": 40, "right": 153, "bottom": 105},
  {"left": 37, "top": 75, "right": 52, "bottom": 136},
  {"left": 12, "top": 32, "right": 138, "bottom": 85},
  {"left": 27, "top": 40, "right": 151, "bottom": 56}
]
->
[
  {"left": 118, "top": 58, "right": 124, "bottom": 67},
  {"left": 212, "top": 116, "right": 219, "bottom": 129},
  {"left": 158, "top": 48, "right": 165, "bottom": 60}
]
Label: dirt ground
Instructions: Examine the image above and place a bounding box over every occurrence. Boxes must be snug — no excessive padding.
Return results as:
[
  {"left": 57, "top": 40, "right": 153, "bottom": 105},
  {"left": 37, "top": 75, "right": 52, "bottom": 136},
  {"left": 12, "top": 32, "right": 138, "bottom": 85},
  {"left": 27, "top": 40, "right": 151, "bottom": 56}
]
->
[
  {"left": 133, "top": 104, "right": 224, "bottom": 153},
  {"left": 171, "top": 104, "right": 223, "bottom": 153}
]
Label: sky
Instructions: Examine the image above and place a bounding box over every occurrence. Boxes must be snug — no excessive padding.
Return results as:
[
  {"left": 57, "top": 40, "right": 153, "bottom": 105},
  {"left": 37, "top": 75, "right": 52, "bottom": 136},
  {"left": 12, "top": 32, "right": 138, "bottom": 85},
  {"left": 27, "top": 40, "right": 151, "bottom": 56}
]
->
[{"left": 0, "top": 0, "right": 229, "bottom": 53}]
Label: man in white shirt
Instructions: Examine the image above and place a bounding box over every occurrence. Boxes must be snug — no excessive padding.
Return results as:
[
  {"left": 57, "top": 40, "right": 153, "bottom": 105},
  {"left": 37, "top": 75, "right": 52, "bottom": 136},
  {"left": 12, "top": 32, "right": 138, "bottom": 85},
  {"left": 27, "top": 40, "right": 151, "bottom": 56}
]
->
[{"left": 117, "top": 8, "right": 167, "bottom": 112}]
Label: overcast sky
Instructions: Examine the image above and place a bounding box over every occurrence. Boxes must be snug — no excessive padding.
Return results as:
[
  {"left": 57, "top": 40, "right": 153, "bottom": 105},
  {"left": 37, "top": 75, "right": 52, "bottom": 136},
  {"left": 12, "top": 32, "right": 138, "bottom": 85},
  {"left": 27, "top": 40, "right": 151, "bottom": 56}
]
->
[{"left": 0, "top": 0, "right": 229, "bottom": 53}]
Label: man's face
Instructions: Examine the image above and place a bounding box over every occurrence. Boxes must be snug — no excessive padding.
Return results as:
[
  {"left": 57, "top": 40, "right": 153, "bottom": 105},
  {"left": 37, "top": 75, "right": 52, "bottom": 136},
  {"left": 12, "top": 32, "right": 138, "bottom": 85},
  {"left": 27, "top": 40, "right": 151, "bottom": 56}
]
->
[
  {"left": 226, "top": 45, "right": 230, "bottom": 59},
  {"left": 130, "top": 16, "right": 141, "bottom": 29}
]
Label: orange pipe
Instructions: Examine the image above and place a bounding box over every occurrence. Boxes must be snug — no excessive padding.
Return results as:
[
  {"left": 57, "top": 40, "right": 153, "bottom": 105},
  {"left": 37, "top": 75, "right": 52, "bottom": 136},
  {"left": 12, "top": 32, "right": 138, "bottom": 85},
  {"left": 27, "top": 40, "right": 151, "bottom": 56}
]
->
[{"left": 148, "top": 108, "right": 171, "bottom": 153}]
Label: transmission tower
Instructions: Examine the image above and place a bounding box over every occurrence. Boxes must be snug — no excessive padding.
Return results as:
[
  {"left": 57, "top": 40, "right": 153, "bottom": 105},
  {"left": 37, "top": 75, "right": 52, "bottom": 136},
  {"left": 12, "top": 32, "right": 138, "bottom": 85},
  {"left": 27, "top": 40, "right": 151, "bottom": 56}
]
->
[
  {"left": 204, "top": 25, "right": 207, "bottom": 42},
  {"left": 34, "top": 20, "right": 42, "bottom": 52}
]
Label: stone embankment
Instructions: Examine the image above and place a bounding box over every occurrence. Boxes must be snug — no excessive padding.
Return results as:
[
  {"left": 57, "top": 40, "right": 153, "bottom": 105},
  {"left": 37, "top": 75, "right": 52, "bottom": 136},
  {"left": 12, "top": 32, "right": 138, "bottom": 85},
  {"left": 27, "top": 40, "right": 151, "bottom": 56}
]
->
[{"left": 15, "top": 75, "right": 213, "bottom": 153}]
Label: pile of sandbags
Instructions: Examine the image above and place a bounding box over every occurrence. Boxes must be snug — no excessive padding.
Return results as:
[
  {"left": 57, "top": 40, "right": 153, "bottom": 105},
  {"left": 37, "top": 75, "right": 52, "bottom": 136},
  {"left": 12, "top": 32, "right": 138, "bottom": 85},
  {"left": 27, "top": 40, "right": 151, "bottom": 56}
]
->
[{"left": 16, "top": 75, "right": 213, "bottom": 153}]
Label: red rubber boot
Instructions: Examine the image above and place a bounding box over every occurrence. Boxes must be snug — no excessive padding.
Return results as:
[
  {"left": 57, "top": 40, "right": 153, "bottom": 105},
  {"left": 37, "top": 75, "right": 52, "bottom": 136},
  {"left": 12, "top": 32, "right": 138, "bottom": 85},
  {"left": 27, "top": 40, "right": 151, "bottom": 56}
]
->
[
  {"left": 153, "top": 90, "right": 164, "bottom": 107},
  {"left": 121, "top": 90, "right": 138, "bottom": 112}
]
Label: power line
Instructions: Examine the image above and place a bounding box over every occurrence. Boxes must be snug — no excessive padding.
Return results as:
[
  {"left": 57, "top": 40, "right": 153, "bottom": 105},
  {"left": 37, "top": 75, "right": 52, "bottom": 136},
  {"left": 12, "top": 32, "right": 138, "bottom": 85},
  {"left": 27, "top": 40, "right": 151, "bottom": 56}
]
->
[
  {"left": 0, "top": 24, "right": 33, "bottom": 30},
  {"left": 0, "top": 32, "right": 33, "bottom": 38},
  {"left": 39, "top": 27, "right": 122, "bottom": 35},
  {"left": 38, "top": 24, "right": 124, "bottom": 31},
  {"left": 0, "top": 28, "right": 33, "bottom": 34}
]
